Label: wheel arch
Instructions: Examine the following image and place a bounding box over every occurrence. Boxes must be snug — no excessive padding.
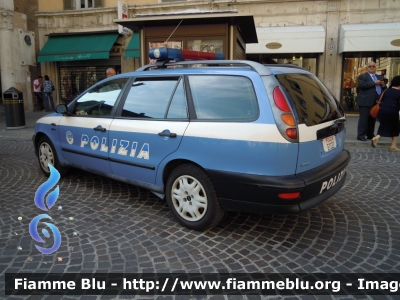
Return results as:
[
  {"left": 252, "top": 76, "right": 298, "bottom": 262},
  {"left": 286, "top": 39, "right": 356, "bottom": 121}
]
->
[
  {"left": 162, "top": 159, "right": 210, "bottom": 191},
  {"left": 35, "top": 133, "right": 69, "bottom": 176},
  {"left": 33, "top": 132, "right": 47, "bottom": 155}
]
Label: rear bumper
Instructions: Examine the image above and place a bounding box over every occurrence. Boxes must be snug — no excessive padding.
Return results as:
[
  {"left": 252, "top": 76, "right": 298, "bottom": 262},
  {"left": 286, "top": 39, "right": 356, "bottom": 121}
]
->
[{"left": 207, "top": 149, "right": 350, "bottom": 214}]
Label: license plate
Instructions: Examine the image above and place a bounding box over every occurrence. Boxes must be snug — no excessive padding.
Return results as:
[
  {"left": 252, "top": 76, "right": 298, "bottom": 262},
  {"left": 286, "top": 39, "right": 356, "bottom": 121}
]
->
[{"left": 322, "top": 135, "right": 337, "bottom": 152}]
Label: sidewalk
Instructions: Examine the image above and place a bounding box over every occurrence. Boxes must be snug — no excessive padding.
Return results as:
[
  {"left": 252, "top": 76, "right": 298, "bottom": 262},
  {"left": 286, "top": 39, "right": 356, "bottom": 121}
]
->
[
  {"left": 0, "top": 108, "right": 393, "bottom": 148},
  {"left": 344, "top": 112, "right": 392, "bottom": 148},
  {"left": 0, "top": 108, "right": 49, "bottom": 140}
]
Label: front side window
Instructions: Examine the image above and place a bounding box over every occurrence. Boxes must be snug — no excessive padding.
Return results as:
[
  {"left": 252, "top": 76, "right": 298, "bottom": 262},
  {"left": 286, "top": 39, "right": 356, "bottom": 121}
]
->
[
  {"left": 73, "top": 78, "right": 128, "bottom": 117},
  {"left": 122, "top": 77, "right": 186, "bottom": 119},
  {"left": 188, "top": 75, "right": 258, "bottom": 120}
]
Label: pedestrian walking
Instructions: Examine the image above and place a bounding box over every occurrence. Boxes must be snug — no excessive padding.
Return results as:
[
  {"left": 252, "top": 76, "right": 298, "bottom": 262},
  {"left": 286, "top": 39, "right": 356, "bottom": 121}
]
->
[
  {"left": 356, "top": 62, "right": 386, "bottom": 141},
  {"left": 33, "top": 75, "right": 45, "bottom": 111},
  {"left": 43, "top": 75, "right": 55, "bottom": 112},
  {"left": 371, "top": 75, "right": 400, "bottom": 152}
]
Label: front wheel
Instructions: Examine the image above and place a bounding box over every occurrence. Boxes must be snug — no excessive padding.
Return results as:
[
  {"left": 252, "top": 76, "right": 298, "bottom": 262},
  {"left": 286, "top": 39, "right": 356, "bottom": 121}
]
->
[
  {"left": 166, "top": 164, "right": 225, "bottom": 231},
  {"left": 37, "top": 136, "right": 68, "bottom": 177}
]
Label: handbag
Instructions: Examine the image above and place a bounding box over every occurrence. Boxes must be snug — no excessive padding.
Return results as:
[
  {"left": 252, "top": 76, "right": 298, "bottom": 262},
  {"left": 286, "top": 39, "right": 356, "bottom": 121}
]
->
[{"left": 369, "top": 89, "right": 386, "bottom": 118}]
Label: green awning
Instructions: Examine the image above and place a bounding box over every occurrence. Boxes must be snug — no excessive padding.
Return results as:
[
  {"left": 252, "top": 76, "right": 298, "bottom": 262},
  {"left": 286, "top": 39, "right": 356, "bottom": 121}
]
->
[
  {"left": 37, "top": 33, "right": 119, "bottom": 62},
  {"left": 124, "top": 33, "right": 140, "bottom": 58}
]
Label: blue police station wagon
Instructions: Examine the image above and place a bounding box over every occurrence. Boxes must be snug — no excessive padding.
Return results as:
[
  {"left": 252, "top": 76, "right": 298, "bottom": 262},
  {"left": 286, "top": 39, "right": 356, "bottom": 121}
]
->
[{"left": 33, "top": 50, "right": 350, "bottom": 230}]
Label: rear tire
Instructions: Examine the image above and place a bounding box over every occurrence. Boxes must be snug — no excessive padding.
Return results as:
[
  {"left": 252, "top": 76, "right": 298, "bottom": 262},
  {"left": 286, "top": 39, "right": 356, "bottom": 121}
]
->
[
  {"left": 166, "top": 164, "right": 225, "bottom": 231},
  {"left": 37, "top": 136, "right": 68, "bottom": 177}
]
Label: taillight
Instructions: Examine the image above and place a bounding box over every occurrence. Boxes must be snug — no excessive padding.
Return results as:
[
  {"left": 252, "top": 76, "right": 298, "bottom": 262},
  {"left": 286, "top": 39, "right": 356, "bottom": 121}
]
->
[
  {"left": 281, "top": 114, "right": 295, "bottom": 126},
  {"left": 273, "top": 87, "right": 290, "bottom": 112},
  {"left": 278, "top": 192, "right": 301, "bottom": 200},
  {"left": 286, "top": 128, "right": 297, "bottom": 139},
  {"left": 273, "top": 86, "right": 298, "bottom": 141}
]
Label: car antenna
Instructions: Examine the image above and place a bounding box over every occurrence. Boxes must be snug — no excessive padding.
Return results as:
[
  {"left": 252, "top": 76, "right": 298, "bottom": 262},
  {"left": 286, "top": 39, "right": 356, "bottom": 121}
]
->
[{"left": 163, "top": 19, "right": 183, "bottom": 46}]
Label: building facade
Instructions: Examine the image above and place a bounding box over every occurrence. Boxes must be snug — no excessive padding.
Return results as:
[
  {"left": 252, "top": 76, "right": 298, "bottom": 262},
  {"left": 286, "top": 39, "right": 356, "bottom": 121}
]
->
[
  {"left": 30, "top": 0, "right": 400, "bottom": 110},
  {"left": 0, "top": 0, "right": 36, "bottom": 111}
]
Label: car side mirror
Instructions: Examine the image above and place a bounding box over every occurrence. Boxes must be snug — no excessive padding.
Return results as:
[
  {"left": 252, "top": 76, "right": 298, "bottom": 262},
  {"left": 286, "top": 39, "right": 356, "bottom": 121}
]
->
[{"left": 56, "top": 104, "right": 70, "bottom": 115}]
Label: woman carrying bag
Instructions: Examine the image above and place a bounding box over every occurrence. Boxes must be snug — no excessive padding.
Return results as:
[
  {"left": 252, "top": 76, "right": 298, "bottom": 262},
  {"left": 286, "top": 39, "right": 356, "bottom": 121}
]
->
[
  {"left": 371, "top": 75, "right": 400, "bottom": 152},
  {"left": 43, "top": 75, "right": 55, "bottom": 112}
]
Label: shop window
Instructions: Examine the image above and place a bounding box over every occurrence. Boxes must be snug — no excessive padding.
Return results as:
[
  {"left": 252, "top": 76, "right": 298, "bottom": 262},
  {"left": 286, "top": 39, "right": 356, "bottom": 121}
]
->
[
  {"left": 149, "top": 41, "right": 182, "bottom": 64},
  {"left": 58, "top": 66, "right": 115, "bottom": 103},
  {"left": 187, "top": 39, "right": 223, "bottom": 54},
  {"left": 149, "top": 41, "right": 182, "bottom": 50},
  {"left": 246, "top": 54, "right": 318, "bottom": 75},
  {"left": 340, "top": 56, "right": 399, "bottom": 111}
]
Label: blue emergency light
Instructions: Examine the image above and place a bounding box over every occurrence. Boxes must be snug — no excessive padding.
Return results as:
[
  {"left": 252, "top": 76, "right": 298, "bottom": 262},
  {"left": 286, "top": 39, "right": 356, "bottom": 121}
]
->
[{"left": 149, "top": 47, "right": 225, "bottom": 61}]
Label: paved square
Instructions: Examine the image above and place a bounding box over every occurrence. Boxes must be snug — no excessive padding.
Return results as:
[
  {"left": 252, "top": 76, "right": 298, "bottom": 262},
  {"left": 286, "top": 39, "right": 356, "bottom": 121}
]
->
[{"left": 1, "top": 138, "right": 400, "bottom": 299}]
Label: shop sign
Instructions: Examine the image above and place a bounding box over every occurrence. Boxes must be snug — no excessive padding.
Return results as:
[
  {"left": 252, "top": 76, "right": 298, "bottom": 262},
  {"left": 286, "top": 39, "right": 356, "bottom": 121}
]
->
[
  {"left": 265, "top": 42, "right": 282, "bottom": 50},
  {"left": 118, "top": 1, "right": 130, "bottom": 35},
  {"left": 390, "top": 39, "right": 400, "bottom": 47}
]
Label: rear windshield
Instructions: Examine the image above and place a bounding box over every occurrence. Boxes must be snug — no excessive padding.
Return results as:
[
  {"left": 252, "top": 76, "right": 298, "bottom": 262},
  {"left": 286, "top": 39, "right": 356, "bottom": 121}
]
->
[{"left": 275, "top": 74, "right": 344, "bottom": 126}]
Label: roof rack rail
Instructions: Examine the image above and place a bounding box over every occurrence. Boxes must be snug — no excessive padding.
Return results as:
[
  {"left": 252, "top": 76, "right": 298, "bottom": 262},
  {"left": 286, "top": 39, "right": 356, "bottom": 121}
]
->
[
  {"left": 263, "top": 64, "right": 308, "bottom": 71},
  {"left": 136, "top": 60, "right": 273, "bottom": 76}
]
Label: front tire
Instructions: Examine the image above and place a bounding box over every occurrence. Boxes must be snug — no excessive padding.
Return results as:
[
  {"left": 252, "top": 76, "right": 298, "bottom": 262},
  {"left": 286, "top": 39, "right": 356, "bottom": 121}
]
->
[
  {"left": 37, "top": 136, "right": 68, "bottom": 177},
  {"left": 166, "top": 164, "right": 225, "bottom": 231}
]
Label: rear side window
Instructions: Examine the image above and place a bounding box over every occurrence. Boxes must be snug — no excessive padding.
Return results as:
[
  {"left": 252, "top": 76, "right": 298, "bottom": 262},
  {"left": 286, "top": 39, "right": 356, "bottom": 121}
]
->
[
  {"left": 275, "top": 74, "right": 344, "bottom": 126},
  {"left": 188, "top": 75, "right": 258, "bottom": 120}
]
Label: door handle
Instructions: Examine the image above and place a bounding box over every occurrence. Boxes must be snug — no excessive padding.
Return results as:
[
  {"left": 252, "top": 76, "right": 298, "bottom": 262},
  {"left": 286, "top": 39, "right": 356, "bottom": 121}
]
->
[
  {"left": 93, "top": 125, "right": 106, "bottom": 132},
  {"left": 158, "top": 130, "right": 177, "bottom": 138}
]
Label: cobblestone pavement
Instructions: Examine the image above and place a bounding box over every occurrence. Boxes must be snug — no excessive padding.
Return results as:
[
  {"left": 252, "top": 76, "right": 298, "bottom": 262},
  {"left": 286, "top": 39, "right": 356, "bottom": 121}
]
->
[{"left": 1, "top": 138, "right": 400, "bottom": 300}]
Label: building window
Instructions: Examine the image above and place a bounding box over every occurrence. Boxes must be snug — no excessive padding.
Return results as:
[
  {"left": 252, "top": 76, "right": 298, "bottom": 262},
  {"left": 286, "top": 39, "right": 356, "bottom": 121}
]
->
[
  {"left": 77, "top": 0, "right": 93, "bottom": 9},
  {"left": 63, "top": 0, "right": 102, "bottom": 10},
  {"left": 313, "top": 95, "right": 325, "bottom": 109}
]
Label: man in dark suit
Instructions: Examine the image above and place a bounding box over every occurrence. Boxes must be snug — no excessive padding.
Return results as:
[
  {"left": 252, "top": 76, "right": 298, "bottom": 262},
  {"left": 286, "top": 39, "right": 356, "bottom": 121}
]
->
[{"left": 356, "top": 62, "right": 386, "bottom": 141}]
